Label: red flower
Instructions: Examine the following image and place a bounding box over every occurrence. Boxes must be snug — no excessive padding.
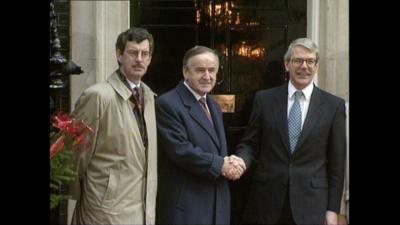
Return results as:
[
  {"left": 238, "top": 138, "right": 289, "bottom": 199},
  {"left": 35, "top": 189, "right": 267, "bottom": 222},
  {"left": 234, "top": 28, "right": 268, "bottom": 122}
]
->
[
  {"left": 50, "top": 136, "right": 64, "bottom": 159},
  {"left": 50, "top": 111, "right": 95, "bottom": 209},
  {"left": 52, "top": 112, "right": 71, "bottom": 129},
  {"left": 50, "top": 111, "right": 94, "bottom": 158}
]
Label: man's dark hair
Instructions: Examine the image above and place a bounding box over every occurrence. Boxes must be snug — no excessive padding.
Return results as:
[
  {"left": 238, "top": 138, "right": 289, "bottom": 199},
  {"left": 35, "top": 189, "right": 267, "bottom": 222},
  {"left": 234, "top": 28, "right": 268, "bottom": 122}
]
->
[{"left": 116, "top": 27, "right": 154, "bottom": 54}]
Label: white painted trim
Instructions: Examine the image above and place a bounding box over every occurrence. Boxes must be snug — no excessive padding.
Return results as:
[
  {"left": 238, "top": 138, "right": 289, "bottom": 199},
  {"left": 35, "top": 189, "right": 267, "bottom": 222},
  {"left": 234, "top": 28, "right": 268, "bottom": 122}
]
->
[
  {"left": 70, "top": 1, "right": 130, "bottom": 112},
  {"left": 307, "top": 0, "right": 319, "bottom": 86},
  {"left": 69, "top": 1, "right": 130, "bottom": 222}
]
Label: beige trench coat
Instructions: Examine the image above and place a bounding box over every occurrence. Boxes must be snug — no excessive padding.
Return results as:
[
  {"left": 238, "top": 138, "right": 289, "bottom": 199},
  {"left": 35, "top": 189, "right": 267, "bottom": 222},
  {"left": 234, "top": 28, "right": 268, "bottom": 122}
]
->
[{"left": 69, "top": 72, "right": 157, "bottom": 225}]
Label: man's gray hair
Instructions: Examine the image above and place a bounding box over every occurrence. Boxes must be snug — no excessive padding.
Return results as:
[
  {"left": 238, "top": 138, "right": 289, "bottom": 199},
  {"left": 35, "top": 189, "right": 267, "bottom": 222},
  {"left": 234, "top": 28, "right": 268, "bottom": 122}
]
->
[
  {"left": 283, "top": 38, "right": 319, "bottom": 62},
  {"left": 182, "top": 45, "right": 219, "bottom": 67}
]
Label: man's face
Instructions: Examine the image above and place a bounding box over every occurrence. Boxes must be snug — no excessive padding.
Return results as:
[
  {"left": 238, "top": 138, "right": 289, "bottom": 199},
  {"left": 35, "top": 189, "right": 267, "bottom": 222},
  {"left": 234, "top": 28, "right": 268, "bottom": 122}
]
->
[
  {"left": 284, "top": 46, "right": 318, "bottom": 90},
  {"left": 117, "top": 40, "right": 152, "bottom": 83},
  {"left": 183, "top": 52, "right": 219, "bottom": 96}
]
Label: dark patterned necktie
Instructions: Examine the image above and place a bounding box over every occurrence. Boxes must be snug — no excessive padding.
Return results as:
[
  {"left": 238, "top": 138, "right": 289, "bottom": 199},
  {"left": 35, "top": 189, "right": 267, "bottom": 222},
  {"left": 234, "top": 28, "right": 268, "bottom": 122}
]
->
[
  {"left": 131, "top": 87, "right": 148, "bottom": 149},
  {"left": 133, "top": 87, "right": 143, "bottom": 111},
  {"left": 288, "top": 90, "right": 303, "bottom": 153},
  {"left": 199, "top": 97, "right": 213, "bottom": 125}
]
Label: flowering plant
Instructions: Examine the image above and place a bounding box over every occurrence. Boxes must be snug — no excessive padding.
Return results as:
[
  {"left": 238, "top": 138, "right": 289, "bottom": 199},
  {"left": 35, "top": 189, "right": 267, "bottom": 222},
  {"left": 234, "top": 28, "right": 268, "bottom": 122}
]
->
[{"left": 50, "top": 111, "right": 94, "bottom": 209}]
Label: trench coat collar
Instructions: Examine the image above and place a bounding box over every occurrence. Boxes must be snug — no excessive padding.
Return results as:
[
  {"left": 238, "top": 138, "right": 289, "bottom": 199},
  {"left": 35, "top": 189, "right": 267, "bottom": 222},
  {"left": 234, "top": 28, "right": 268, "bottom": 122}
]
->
[{"left": 108, "top": 70, "right": 157, "bottom": 101}]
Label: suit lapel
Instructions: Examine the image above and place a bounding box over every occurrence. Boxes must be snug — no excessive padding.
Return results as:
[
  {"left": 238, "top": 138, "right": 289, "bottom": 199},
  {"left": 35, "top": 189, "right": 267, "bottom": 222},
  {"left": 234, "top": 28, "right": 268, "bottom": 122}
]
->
[
  {"left": 273, "top": 84, "right": 291, "bottom": 155},
  {"left": 208, "top": 98, "right": 225, "bottom": 152},
  {"left": 293, "top": 86, "right": 324, "bottom": 154},
  {"left": 177, "top": 83, "right": 221, "bottom": 149}
]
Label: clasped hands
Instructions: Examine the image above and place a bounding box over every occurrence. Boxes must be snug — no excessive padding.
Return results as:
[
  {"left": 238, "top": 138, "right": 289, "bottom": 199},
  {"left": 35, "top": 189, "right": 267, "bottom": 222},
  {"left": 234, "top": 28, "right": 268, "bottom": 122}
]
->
[{"left": 221, "top": 155, "right": 246, "bottom": 180}]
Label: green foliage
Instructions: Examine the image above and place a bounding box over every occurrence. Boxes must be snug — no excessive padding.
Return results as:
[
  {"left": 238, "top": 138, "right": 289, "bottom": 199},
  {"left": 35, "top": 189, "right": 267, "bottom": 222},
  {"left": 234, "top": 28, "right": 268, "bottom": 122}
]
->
[
  {"left": 49, "top": 112, "right": 95, "bottom": 210},
  {"left": 50, "top": 143, "right": 77, "bottom": 209},
  {"left": 50, "top": 194, "right": 69, "bottom": 209}
]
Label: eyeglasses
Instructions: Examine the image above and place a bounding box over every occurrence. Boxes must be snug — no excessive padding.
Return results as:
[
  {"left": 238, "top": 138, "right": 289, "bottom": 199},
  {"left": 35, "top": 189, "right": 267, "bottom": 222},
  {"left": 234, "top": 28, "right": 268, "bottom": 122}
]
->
[
  {"left": 125, "top": 49, "right": 151, "bottom": 60},
  {"left": 291, "top": 58, "right": 317, "bottom": 66}
]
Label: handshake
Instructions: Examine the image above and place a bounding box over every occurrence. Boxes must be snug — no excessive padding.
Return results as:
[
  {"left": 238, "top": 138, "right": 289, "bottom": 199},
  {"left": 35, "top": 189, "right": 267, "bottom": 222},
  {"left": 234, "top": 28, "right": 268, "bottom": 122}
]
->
[{"left": 221, "top": 155, "right": 246, "bottom": 181}]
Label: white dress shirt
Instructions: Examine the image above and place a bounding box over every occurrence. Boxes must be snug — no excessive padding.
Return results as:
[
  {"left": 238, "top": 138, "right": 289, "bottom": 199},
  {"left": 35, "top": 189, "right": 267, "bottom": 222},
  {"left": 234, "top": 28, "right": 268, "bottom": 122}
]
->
[
  {"left": 126, "top": 79, "right": 141, "bottom": 90},
  {"left": 183, "top": 81, "right": 211, "bottom": 113}
]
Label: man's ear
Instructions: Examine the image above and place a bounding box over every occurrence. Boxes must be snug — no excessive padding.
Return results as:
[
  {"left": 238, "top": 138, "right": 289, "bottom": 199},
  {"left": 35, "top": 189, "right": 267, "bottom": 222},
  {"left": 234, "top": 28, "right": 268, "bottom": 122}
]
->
[
  {"left": 116, "top": 49, "right": 122, "bottom": 64},
  {"left": 182, "top": 66, "right": 188, "bottom": 81},
  {"left": 284, "top": 61, "right": 289, "bottom": 72}
]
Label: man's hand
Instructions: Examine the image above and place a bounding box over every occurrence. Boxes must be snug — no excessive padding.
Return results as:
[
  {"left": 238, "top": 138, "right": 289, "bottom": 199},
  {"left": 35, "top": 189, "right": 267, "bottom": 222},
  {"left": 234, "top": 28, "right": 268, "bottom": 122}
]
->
[
  {"left": 325, "top": 210, "right": 338, "bottom": 225},
  {"left": 221, "top": 155, "right": 246, "bottom": 180},
  {"left": 338, "top": 214, "right": 348, "bottom": 225}
]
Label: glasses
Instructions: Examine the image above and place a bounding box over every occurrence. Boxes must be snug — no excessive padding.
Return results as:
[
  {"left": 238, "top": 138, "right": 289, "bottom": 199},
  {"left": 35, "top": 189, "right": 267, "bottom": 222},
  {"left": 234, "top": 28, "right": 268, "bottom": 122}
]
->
[
  {"left": 125, "top": 49, "right": 151, "bottom": 60},
  {"left": 291, "top": 58, "right": 317, "bottom": 66}
]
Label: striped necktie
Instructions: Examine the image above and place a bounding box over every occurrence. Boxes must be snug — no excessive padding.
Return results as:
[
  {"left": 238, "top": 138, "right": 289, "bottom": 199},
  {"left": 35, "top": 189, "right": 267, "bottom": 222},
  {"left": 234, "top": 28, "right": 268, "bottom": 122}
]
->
[{"left": 199, "top": 97, "right": 213, "bottom": 124}]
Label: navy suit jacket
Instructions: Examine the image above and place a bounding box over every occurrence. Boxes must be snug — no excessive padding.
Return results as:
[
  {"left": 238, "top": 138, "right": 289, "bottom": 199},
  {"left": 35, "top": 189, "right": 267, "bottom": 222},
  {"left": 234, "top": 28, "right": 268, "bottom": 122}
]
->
[
  {"left": 156, "top": 81, "right": 230, "bottom": 225},
  {"left": 237, "top": 83, "right": 346, "bottom": 225}
]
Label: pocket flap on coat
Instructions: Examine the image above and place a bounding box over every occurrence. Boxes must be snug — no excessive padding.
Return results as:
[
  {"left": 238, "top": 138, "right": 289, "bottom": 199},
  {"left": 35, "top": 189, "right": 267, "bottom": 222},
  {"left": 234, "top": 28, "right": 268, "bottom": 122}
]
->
[{"left": 311, "top": 177, "right": 329, "bottom": 188}]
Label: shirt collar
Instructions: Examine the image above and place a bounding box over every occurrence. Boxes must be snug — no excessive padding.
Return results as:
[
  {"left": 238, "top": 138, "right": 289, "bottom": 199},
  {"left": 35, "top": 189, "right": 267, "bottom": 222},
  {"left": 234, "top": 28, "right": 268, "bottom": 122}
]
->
[
  {"left": 126, "top": 78, "right": 141, "bottom": 90},
  {"left": 183, "top": 81, "right": 207, "bottom": 101},
  {"left": 117, "top": 68, "right": 141, "bottom": 90},
  {"left": 288, "top": 80, "right": 314, "bottom": 101}
]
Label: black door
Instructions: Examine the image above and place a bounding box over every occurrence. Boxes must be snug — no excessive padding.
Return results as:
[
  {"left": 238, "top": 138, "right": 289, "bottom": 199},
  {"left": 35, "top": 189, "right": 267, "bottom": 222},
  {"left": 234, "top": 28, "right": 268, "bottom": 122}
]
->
[{"left": 131, "top": 1, "right": 306, "bottom": 224}]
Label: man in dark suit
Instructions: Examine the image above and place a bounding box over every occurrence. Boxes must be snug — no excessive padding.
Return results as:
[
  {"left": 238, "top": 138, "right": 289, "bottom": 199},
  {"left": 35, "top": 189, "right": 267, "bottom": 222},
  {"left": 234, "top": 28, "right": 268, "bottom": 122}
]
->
[
  {"left": 235, "top": 38, "right": 346, "bottom": 225},
  {"left": 156, "top": 46, "right": 245, "bottom": 225}
]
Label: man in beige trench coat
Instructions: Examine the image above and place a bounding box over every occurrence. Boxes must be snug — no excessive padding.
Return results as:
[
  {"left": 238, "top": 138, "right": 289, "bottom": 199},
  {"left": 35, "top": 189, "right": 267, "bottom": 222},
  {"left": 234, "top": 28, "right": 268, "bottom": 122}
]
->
[{"left": 69, "top": 27, "right": 157, "bottom": 225}]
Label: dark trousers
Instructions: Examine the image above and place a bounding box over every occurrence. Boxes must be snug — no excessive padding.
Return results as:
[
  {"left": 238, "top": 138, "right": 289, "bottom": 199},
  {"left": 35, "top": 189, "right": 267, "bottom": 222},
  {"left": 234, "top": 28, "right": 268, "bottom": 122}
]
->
[
  {"left": 276, "top": 188, "right": 297, "bottom": 225},
  {"left": 245, "top": 188, "right": 297, "bottom": 225}
]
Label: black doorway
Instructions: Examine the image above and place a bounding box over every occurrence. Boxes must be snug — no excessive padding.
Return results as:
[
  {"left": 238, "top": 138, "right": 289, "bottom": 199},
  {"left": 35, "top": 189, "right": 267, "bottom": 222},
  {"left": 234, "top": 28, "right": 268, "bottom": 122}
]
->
[{"left": 131, "top": 0, "right": 306, "bottom": 224}]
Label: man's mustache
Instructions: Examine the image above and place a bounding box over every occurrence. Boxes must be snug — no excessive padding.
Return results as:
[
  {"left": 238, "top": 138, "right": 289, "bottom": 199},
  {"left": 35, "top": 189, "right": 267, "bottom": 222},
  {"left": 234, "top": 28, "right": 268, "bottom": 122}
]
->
[{"left": 132, "top": 65, "right": 145, "bottom": 69}]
